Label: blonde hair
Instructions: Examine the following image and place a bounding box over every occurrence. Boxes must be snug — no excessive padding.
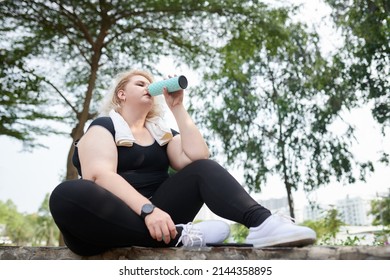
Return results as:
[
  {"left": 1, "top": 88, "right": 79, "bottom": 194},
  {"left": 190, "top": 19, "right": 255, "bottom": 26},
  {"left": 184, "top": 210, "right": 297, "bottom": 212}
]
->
[{"left": 99, "top": 69, "right": 162, "bottom": 119}]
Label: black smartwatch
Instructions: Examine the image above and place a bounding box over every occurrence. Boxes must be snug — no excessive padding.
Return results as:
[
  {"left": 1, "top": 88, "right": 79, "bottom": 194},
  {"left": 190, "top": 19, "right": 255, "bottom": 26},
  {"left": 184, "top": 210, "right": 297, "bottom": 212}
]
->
[{"left": 140, "top": 203, "right": 155, "bottom": 219}]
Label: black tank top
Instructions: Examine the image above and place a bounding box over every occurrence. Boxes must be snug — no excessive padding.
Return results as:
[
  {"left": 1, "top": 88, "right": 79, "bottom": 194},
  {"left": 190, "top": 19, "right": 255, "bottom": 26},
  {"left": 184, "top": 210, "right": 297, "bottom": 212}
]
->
[{"left": 72, "top": 117, "right": 178, "bottom": 198}]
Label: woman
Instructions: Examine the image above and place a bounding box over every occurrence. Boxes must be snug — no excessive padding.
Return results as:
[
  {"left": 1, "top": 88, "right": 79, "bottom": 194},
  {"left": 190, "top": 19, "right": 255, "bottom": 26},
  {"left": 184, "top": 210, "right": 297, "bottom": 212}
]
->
[{"left": 49, "top": 69, "right": 316, "bottom": 256}]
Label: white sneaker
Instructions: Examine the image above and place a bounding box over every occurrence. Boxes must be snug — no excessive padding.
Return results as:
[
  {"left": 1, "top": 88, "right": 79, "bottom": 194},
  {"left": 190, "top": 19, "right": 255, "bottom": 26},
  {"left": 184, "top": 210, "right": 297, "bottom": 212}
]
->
[
  {"left": 176, "top": 220, "right": 230, "bottom": 247},
  {"left": 245, "top": 214, "right": 316, "bottom": 248}
]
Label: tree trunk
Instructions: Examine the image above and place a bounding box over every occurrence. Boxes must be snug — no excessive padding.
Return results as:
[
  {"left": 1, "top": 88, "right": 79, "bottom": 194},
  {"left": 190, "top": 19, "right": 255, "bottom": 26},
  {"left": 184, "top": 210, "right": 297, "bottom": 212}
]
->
[
  {"left": 278, "top": 119, "right": 294, "bottom": 217},
  {"left": 277, "top": 102, "right": 295, "bottom": 218},
  {"left": 65, "top": 50, "right": 101, "bottom": 181},
  {"left": 59, "top": 49, "right": 102, "bottom": 246},
  {"left": 65, "top": 135, "right": 79, "bottom": 180},
  {"left": 281, "top": 149, "right": 295, "bottom": 218},
  {"left": 285, "top": 181, "right": 295, "bottom": 218}
]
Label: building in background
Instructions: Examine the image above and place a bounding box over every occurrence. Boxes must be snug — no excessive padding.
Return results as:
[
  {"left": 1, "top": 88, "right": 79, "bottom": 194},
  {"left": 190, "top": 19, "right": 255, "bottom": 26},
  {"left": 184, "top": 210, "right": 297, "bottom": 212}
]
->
[
  {"left": 335, "top": 196, "right": 372, "bottom": 226},
  {"left": 303, "top": 195, "right": 373, "bottom": 226}
]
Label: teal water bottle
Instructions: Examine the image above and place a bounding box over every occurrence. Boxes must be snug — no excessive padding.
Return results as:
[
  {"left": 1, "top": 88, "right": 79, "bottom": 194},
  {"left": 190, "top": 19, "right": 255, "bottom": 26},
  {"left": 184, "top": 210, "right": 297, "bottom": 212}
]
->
[{"left": 148, "top": 75, "right": 188, "bottom": 96}]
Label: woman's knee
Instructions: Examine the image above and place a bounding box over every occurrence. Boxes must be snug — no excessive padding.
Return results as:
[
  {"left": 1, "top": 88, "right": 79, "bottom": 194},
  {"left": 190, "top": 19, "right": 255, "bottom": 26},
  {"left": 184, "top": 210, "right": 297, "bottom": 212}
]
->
[
  {"left": 186, "top": 159, "right": 221, "bottom": 170},
  {"left": 49, "top": 180, "right": 95, "bottom": 214},
  {"left": 51, "top": 179, "right": 96, "bottom": 198},
  {"left": 181, "top": 159, "right": 228, "bottom": 178},
  {"left": 50, "top": 180, "right": 76, "bottom": 214}
]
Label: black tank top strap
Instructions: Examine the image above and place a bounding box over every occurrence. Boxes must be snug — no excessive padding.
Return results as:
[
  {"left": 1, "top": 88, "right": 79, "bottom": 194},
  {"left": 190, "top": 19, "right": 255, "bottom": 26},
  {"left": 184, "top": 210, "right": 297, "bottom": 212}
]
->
[{"left": 88, "top": 117, "right": 115, "bottom": 138}]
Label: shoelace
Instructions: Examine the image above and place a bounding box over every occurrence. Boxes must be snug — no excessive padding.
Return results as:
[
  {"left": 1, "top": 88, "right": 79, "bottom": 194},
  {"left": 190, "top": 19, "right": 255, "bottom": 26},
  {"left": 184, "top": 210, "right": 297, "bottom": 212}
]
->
[
  {"left": 273, "top": 212, "right": 296, "bottom": 224},
  {"left": 175, "top": 223, "right": 204, "bottom": 247}
]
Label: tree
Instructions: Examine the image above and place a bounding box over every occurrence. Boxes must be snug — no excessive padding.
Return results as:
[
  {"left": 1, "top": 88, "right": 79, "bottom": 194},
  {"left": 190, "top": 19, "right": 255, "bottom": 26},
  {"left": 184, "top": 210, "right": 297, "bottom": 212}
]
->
[
  {"left": 230, "top": 223, "right": 249, "bottom": 243},
  {"left": 302, "top": 207, "right": 345, "bottom": 245},
  {"left": 193, "top": 5, "right": 373, "bottom": 217},
  {"left": 0, "top": 199, "right": 35, "bottom": 245},
  {"left": 0, "top": 196, "right": 60, "bottom": 246},
  {"left": 32, "top": 193, "right": 60, "bottom": 246},
  {"left": 370, "top": 196, "right": 390, "bottom": 226},
  {"left": 0, "top": 49, "right": 63, "bottom": 148},
  {"left": 0, "top": 0, "right": 279, "bottom": 181},
  {"left": 324, "top": 0, "right": 390, "bottom": 128},
  {"left": 324, "top": 0, "right": 390, "bottom": 177}
]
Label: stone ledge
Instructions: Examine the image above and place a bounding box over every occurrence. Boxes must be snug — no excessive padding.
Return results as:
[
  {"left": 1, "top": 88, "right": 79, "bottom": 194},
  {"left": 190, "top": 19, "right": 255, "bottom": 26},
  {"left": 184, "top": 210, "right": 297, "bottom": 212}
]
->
[{"left": 1, "top": 246, "right": 389, "bottom": 260}]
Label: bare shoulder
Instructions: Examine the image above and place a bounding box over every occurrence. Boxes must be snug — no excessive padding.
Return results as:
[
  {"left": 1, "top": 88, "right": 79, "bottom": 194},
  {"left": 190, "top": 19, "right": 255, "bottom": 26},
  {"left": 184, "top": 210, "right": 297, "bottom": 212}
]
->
[
  {"left": 77, "top": 125, "right": 117, "bottom": 164},
  {"left": 77, "top": 125, "right": 117, "bottom": 178},
  {"left": 78, "top": 125, "right": 115, "bottom": 147}
]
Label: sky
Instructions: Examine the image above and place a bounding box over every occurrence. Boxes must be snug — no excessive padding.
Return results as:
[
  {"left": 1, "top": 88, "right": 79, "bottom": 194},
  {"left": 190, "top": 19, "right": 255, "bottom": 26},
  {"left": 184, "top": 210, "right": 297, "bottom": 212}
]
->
[{"left": 0, "top": 0, "right": 389, "bottom": 214}]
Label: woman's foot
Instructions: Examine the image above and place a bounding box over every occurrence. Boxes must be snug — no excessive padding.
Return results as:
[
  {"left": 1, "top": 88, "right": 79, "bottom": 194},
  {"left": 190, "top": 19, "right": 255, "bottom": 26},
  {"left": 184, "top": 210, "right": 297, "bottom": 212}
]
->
[
  {"left": 245, "top": 214, "right": 316, "bottom": 247},
  {"left": 176, "top": 220, "right": 230, "bottom": 247}
]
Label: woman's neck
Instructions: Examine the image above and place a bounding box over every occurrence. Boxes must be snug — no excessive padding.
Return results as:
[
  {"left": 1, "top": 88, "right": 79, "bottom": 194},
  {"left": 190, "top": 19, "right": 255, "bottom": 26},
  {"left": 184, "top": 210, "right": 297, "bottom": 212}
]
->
[{"left": 120, "top": 109, "right": 148, "bottom": 130}]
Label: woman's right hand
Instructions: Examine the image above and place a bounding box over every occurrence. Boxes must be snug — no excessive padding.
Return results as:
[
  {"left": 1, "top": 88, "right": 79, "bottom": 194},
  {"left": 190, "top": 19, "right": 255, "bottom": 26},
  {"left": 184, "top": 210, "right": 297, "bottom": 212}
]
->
[{"left": 144, "top": 207, "right": 178, "bottom": 244}]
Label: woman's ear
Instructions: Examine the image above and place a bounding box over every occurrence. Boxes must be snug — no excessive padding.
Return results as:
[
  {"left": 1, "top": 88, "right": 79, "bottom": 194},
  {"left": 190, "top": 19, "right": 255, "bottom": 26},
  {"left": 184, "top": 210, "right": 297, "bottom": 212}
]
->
[{"left": 117, "top": 90, "right": 126, "bottom": 102}]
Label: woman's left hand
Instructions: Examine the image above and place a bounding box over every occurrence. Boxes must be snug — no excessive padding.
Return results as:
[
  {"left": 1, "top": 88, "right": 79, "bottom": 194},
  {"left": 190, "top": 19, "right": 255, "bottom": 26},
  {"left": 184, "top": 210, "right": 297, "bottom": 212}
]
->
[{"left": 162, "top": 75, "right": 184, "bottom": 109}]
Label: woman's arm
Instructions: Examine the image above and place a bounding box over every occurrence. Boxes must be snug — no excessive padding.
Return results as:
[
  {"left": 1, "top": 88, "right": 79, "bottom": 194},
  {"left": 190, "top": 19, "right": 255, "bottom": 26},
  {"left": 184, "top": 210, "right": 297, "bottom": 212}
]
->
[
  {"left": 78, "top": 125, "right": 149, "bottom": 213},
  {"left": 163, "top": 88, "right": 210, "bottom": 170},
  {"left": 77, "top": 125, "right": 177, "bottom": 243}
]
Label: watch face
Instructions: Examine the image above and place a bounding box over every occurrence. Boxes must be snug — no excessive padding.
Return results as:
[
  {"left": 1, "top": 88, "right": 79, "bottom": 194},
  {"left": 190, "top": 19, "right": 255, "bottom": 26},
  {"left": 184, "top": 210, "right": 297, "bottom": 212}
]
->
[
  {"left": 141, "top": 204, "right": 155, "bottom": 219},
  {"left": 143, "top": 204, "right": 154, "bottom": 214}
]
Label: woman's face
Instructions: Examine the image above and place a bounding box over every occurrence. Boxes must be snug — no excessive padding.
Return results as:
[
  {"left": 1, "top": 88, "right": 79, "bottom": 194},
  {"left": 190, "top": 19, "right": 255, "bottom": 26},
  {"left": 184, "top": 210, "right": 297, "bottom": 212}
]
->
[{"left": 119, "top": 74, "right": 154, "bottom": 108}]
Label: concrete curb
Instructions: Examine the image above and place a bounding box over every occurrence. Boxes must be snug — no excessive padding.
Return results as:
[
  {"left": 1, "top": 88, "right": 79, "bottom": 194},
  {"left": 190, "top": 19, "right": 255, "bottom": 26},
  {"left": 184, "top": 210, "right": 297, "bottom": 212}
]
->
[{"left": 1, "top": 246, "right": 389, "bottom": 260}]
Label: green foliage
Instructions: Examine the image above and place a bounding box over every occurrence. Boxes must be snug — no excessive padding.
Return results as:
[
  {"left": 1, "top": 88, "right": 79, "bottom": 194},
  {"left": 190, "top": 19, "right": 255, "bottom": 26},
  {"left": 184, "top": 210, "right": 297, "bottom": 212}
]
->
[
  {"left": 1, "top": 0, "right": 284, "bottom": 180},
  {"left": 0, "top": 199, "right": 34, "bottom": 245},
  {"left": 0, "top": 0, "right": 274, "bottom": 149},
  {"left": 324, "top": 0, "right": 390, "bottom": 128},
  {"left": 193, "top": 2, "right": 374, "bottom": 217},
  {"left": 372, "top": 228, "right": 390, "bottom": 246},
  {"left": 301, "top": 207, "right": 345, "bottom": 245},
  {"left": 0, "top": 194, "right": 59, "bottom": 246},
  {"left": 0, "top": 49, "right": 64, "bottom": 148},
  {"left": 342, "top": 235, "right": 366, "bottom": 246},
  {"left": 302, "top": 206, "right": 381, "bottom": 246},
  {"left": 33, "top": 194, "right": 59, "bottom": 246},
  {"left": 369, "top": 196, "right": 390, "bottom": 226},
  {"left": 230, "top": 223, "right": 249, "bottom": 243}
]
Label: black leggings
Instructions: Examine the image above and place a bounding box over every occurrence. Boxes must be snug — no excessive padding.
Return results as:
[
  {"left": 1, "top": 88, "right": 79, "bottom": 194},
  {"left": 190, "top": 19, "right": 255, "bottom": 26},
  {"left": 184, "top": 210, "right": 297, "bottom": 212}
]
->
[{"left": 49, "top": 159, "right": 271, "bottom": 256}]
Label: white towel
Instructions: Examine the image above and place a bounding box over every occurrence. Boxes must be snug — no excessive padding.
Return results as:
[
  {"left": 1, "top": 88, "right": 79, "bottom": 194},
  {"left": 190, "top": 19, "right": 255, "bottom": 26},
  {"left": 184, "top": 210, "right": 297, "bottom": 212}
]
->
[{"left": 109, "top": 110, "right": 173, "bottom": 147}]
